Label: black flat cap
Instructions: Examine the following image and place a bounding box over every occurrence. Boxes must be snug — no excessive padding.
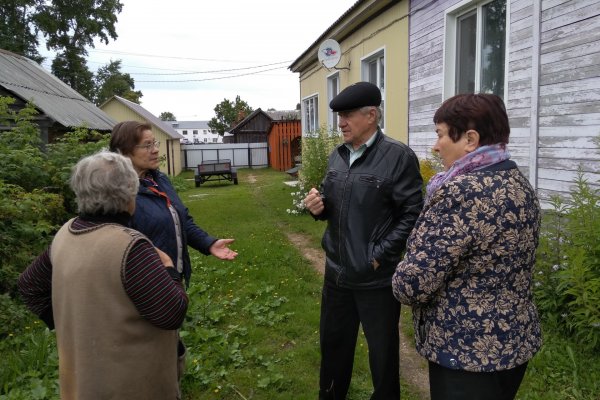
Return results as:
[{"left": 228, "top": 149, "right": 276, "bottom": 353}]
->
[{"left": 329, "top": 81, "right": 381, "bottom": 112}]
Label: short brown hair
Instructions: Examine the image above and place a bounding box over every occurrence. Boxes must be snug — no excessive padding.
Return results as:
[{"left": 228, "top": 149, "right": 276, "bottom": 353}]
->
[
  {"left": 109, "top": 121, "right": 152, "bottom": 155},
  {"left": 433, "top": 93, "right": 510, "bottom": 145}
]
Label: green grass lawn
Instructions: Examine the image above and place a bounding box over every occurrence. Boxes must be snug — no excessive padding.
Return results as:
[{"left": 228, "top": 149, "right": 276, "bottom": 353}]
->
[
  {"left": 177, "top": 168, "right": 422, "bottom": 399},
  {"left": 2, "top": 167, "right": 599, "bottom": 399},
  {"left": 180, "top": 168, "right": 600, "bottom": 400}
]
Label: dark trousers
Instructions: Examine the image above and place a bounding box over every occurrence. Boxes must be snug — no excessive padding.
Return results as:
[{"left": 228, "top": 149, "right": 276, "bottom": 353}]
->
[
  {"left": 319, "top": 281, "right": 400, "bottom": 400},
  {"left": 429, "top": 361, "right": 528, "bottom": 400}
]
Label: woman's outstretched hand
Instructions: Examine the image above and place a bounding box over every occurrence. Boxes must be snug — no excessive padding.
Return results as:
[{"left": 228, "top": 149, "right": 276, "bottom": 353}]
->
[{"left": 210, "top": 239, "right": 238, "bottom": 260}]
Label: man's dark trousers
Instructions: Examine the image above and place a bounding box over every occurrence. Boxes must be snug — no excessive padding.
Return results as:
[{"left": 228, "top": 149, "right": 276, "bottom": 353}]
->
[{"left": 319, "top": 280, "right": 400, "bottom": 399}]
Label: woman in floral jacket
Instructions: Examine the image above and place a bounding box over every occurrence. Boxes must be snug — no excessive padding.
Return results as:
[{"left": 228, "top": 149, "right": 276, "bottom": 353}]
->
[{"left": 392, "top": 93, "right": 542, "bottom": 400}]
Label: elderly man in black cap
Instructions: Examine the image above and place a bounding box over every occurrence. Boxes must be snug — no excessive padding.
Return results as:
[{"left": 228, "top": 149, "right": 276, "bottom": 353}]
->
[{"left": 304, "top": 81, "right": 423, "bottom": 399}]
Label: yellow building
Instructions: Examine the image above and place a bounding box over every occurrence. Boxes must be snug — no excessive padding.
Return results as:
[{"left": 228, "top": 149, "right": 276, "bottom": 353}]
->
[
  {"left": 100, "top": 96, "right": 184, "bottom": 176},
  {"left": 289, "top": 0, "right": 409, "bottom": 143}
]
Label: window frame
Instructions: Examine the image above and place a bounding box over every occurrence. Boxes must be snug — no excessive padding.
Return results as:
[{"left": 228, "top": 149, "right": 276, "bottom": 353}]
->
[
  {"left": 301, "top": 93, "right": 319, "bottom": 134},
  {"left": 361, "top": 47, "right": 386, "bottom": 130},
  {"left": 327, "top": 72, "right": 340, "bottom": 131},
  {"left": 443, "top": 0, "right": 509, "bottom": 100}
]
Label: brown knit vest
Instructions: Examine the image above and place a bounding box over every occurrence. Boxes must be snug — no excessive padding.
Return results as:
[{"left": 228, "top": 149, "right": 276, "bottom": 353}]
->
[{"left": 51, "top": 220, "right": 179, "bottom": 399}]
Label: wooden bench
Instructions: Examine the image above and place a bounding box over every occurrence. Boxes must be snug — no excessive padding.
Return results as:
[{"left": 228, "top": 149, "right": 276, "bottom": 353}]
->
[{"left": 194, "top": 159, "right": 238, "bottom": 187}]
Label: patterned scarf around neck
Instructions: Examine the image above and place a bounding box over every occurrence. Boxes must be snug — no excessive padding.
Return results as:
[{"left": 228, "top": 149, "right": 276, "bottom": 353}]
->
[{"left": 426, "top": 143, "right": 510, "bottom": 203}]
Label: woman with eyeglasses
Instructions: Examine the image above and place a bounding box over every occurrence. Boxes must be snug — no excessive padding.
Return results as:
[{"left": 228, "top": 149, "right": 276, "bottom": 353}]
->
[
  {"left": 110, "top": 121, "right": 238, "bottom": 280},
  {"left": 109, "top": 121, "right": 237, "bottom": 385}
]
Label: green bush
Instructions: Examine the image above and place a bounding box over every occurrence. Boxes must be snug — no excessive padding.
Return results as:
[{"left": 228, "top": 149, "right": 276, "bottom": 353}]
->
[
  {"left": 298, "top": 127, "right": 342, "bottom": 190},
  {"left": 0, "top": 98, "right": 49, "bottom": 192},
  {"left": 535, "top": 169, "right": 600, "bottom": 350},
  {"left": 0, "top": 96, "right": 108, "bottom": 296},
  {"left": 419, "top": 153, "right": 443, "bottom": 186},
  {"left": 0, "top": 182, "right": 64, "bottom": 296},
  {"left": 288, "top": 127, "right": 341, "bottom": 215}
]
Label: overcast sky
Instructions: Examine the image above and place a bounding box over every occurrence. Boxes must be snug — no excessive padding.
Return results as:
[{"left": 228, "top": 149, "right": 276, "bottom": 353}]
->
[{"left": 40, "top": 0, "right": 357, "bottom": 120}]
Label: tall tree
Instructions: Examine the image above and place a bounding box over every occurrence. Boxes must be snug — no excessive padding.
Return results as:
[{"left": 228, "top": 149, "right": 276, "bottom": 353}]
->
[
  {"left": 94, "top": 60, "right": 142, "bottom": 105},
  {"left": 0, "top": 0, "right": 43, "bottom": 62},
  {"left": 36, "top": 0, "right": 123, "bottom": 99},
  {"left": 51, "top": 49, "right": 95, "bottom": 101},
  {"left": 208, "top": 96, "right": 253, "bottom": 135},
  {"left": 35, "top": 0, "right": 122, "bottom": 52},
  {"left": 159, "top": 111, "right": 176, "bottom": 121}
]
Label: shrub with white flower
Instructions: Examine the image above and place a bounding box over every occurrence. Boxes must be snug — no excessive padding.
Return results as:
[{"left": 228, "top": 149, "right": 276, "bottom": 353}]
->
[
  {"left": 287, "top": 183, "right": 309, "bottom": 215},
  {"left": 287, "top": 127, "right": 342, "bottom": 216}
]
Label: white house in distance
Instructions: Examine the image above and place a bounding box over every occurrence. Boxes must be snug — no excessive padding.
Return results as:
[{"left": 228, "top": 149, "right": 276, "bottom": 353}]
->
[{"left": 169, "top": 120, "right": 222, "bottom": 144}]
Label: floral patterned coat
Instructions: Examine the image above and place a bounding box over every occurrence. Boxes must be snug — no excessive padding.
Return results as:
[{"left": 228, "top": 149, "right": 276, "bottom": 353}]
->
[{"left": 392, "top": 160, "right": 542, "bottom": 372}]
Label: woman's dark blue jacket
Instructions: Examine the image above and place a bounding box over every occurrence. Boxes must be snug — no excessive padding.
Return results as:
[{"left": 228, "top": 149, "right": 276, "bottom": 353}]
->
[{"left": 131, "top": 169, "right": 217, "bottom": 285}]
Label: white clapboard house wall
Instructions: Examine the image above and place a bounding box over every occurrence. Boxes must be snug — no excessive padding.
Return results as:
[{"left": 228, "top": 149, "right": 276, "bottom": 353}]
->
[{"left": 407, "top": 0, "right": 600, "bottom": 207}]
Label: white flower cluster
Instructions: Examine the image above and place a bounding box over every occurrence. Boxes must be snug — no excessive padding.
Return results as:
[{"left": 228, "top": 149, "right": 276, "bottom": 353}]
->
[{"left": 287, "top": 184, "right": 309, "bottom": 216}]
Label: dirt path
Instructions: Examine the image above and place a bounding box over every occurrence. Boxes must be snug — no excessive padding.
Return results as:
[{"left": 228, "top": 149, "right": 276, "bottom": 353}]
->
[
  {"left": 246, "top": 174, "right": 257, "bottom": 184},
  {"left": 285, "top": 232, "right": 430, "bottom": 399}
]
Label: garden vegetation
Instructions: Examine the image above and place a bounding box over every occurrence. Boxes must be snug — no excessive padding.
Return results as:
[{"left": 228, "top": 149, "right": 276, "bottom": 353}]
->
[{"left": 0, "top": 105, "right": 599, "bottom": 398}]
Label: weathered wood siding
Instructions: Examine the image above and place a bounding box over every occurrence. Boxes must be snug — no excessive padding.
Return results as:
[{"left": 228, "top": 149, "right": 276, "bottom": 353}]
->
[
  {"left": 408, "top": 0, "right": 455, "bottom": 160},
  {"left": 408, "top": 0, "right": 600, "bottom": 205},
  {"left": 537, "top": 0, "right": 600, "bottom": 203}
]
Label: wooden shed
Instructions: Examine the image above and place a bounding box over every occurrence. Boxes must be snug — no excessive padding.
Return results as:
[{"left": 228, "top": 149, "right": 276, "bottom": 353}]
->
[
  {"left": 228, "top": 108, "right": 301, "bottom": 171},
  {"left": 228, "top": 108, "right": 272, "bottom": 143}
]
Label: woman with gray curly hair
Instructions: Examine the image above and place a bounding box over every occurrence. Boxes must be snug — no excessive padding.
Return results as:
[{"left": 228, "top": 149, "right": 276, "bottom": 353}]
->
[{"left": 19, "top": 151, "right": 188, "bottom": 399}]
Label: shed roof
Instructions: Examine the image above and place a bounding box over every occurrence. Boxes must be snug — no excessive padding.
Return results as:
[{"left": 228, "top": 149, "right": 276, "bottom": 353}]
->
[
  {"left": 229, "top": 108, "right": 273, "bottom": 134},
  {"left": 106, "top": 95, "right": 183, "bottom": 139},
  {"left": 0, "top": 49, "right": 115, "bottom": 130},
  {"left": 266, "top": 110, "right": 300, "bottom": 120}
]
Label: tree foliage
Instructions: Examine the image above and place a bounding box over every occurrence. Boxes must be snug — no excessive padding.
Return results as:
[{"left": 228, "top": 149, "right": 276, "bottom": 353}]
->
[
  {"left": 34, "top": 0, "right": 122, "bottom": 52},
  {"left": 1, "top": 0, "right": 124, "bottom": 101},
  {"left": 0, "top": 96, "right": 109, "bottom": 297},
  {"left": 159, "top": 111, "right": 176, "bottom": 121},
  {"left": 208, "top": 95, "right": 253, "bottom": 135},
  {"left": 94, "top": 60, "right": 142, "bottom": 105},
  {"left": 0, "top": 0, "right": 44, "bottom": 62},
  {"left": 51, "top": 49, "right": 96, "bottom": 101}
]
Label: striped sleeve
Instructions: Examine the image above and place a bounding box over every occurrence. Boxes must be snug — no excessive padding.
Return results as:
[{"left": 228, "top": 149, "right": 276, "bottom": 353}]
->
[
  {"left": 123, "top": 239, "right": 189, "bottom": 330},
  {"left": 18, "top": 248, "right": 55, "bottom": 329}
]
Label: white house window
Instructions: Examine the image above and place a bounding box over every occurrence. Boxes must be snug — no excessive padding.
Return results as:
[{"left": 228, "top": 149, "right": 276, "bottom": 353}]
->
[
  {"left": 446, "top": 0, "right": 506, "bottom": 98},
  {"left": 182, "top": 130, "right": 188, "bottom": 135},
  {"left": 327, "top": 73, "right": 339, "bottom": 131},
  {"left": 302, "top": 94, "right": 319, "bottom": 133},
  {"left": 361, "top": 49, "right": 385, "bottom": 130},
  {"left": 193, "top": 130, "right": 198, "bottom": 135}
]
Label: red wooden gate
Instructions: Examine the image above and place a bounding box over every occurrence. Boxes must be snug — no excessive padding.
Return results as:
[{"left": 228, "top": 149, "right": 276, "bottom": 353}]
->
[{"left": 268, "top": 120, "right": 301, "bottom": 171}]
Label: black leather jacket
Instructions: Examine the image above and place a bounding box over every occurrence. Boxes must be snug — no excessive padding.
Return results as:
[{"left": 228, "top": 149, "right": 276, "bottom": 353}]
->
[{"left": 316, "top": 130, "right": 423, "bottom": 289}]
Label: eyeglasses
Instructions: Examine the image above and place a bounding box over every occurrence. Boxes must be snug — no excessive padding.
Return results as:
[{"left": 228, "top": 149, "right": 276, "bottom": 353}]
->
[{"left": 135, "top": 140, "right": 160, "bottom": 151}]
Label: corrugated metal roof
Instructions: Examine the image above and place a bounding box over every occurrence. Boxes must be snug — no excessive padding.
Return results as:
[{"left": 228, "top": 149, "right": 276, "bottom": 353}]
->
[
  {"left": 0, "top": 49, "right": 116, "bottom": 130},
  {"left": 266, "top": 110, "right": 300, "bottom": 120},
  {"left": 289, "top": 0, "right": 363, "bottom": 71},
  {"left": 109, "top": 95, "right": 183, "bottom": 139}
]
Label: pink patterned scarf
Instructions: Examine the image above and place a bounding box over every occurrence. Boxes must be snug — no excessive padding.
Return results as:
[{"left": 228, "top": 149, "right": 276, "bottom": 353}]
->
[{"left": 426, "top": 143, "right": 510, "bottom": 203}]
